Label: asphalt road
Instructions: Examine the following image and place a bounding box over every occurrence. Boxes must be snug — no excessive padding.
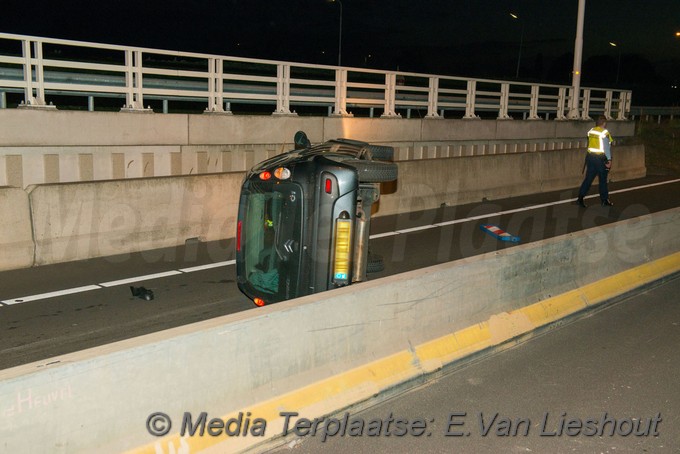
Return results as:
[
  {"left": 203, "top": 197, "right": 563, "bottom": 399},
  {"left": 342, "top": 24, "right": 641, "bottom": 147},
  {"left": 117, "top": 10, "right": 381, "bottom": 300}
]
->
[
  {"left": 284, "top": 273, "right": 680, "bottom": 454},
  {"left": 1, "top": 176, "right": 679, "bottom": 369}
]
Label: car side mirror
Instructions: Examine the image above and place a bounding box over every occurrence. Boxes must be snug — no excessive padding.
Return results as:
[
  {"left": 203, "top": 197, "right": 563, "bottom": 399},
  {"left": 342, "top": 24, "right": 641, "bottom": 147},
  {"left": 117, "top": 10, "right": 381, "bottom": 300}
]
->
[{"left": 294, "top": 131, "right": 311, "bottom": 150}]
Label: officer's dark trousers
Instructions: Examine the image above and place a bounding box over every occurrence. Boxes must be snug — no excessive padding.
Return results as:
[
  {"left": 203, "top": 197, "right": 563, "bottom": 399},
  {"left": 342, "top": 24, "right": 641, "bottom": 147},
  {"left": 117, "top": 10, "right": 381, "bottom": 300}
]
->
[{"left": 578, "top": 152, "right": 608, "bottom": 203}]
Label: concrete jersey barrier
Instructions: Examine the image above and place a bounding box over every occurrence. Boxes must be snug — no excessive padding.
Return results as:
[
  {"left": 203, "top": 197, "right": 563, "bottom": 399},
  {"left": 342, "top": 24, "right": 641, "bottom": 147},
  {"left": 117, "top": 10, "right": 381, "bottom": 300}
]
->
[
  {"left": 0, "top": 187, "right": 33, "bottom": 271},
  {"left": 1, "top": 207, "right": 678, "bottom": 453},
  {"left": 378, "top": 144, "right": 645, "bottom": 215},
  {"left": 26, "top": 173, "right": 243, "bottom": 266},
  {"left": 3, "top": 144, "right": 644, "bottom": 269}
]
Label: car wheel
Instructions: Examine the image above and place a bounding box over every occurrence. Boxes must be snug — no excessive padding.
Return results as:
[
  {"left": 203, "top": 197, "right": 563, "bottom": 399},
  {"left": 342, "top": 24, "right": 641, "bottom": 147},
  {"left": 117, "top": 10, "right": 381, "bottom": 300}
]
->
[
  {"left": 366, "top": 145, "right": 394, "bottom": 162},
  {"left": 343, "top": 159, "right": 398, "bottom": 183}
]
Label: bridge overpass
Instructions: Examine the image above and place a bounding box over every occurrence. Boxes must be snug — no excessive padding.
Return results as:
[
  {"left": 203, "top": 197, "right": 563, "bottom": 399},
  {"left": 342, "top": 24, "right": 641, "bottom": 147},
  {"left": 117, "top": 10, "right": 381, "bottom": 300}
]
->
[{"left": 0, "top": 32, "right": 678, "bottom": 454}]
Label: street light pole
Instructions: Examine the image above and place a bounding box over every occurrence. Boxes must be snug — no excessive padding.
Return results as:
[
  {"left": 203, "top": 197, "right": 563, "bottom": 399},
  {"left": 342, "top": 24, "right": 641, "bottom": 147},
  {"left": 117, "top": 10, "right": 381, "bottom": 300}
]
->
[
  {"left": 568, "top": 0, "right": 586, "bottom": 119},
  {"left": 609, "top": 42, "right": 621, "bottom": 84},
  {"left": 331, "top": 0, "right": 343, "bottom": 67},
  {"left": 510, "top": 13, "right": 524, "bottom": 79}
]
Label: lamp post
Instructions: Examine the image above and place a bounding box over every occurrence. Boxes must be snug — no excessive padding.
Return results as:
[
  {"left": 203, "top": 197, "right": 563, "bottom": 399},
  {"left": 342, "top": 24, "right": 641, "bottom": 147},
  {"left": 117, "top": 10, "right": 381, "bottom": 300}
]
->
[
  {"left": 330, "top": 0, "right": 343, "bottom": 66},
  {"left": 567, "top": 0, "right": 586, "bottom": 119},
  {"left": 609, "top": 41, "right": 622, "bottom": 84},
  {"left": 510, "top": 13, "right": 524, "bottom": 78}
]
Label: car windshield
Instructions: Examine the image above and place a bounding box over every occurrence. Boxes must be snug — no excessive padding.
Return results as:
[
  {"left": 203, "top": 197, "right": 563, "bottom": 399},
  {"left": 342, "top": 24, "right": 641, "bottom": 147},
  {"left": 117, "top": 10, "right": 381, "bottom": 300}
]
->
[{"left": 241, "top": 181, "right": 302, "bottom": 300}]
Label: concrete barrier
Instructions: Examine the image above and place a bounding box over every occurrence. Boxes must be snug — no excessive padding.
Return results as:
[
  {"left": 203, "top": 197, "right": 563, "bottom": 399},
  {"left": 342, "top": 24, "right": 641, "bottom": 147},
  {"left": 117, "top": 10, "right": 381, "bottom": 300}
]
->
[
  {"left": 28, "top": 173, "right": 243, "bottom": 266},
  {"left": 1, "top": 207, "right": 678, "bottom": 453},
  {"left": 0, "top": 187, "right": 33, "bottom": 271},
  {"left": 379, "top": 144, "right": 645, "bottom": 216},
  {"left": 0, "top": 144, "right": 646, "bottom": 269}
]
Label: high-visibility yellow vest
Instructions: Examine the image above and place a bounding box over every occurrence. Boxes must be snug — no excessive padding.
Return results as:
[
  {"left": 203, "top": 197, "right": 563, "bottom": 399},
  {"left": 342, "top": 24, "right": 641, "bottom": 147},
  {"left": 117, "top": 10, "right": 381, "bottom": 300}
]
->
[{"left": 587, "top": 126, "right": 613, "bottom": 159}]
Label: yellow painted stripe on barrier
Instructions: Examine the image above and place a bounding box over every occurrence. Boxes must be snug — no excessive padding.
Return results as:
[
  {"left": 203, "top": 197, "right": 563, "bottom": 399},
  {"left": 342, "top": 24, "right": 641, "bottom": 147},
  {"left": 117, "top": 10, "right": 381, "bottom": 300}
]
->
[
  {"left": 126, "top": 351, "right": 421, "bottom": 454},
  {"left": 416, "top": 333, "right": 461, "bottom": 363},
  {"left": 517, "top": 290, "right": 587, "bottom": 326},
  {"left": 127, "top": 250, "right": 680, "bottom": 454},
  {"left": 416, "top": 324, "right": 495, "bottom": 374},
  {"left": 453, "top": 323, "right": 492, "bottom": 350}
]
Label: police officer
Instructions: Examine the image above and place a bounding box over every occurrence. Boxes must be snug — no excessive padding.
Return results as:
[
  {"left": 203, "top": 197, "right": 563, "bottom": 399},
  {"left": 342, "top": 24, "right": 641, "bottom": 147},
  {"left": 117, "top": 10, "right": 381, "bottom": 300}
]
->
[{"left": 577, "top": 115, "right": 614, "bottom": 207}]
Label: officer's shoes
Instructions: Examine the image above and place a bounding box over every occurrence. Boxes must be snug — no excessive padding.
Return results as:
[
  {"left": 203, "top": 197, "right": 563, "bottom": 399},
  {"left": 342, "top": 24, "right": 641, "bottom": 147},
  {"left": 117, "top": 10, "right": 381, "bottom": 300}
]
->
[
  {"left": 576, "top": 198, "right": 587, "bottom": 208},
  {"left": 601, "top": 199, "right": 614, "bottom": 207}
]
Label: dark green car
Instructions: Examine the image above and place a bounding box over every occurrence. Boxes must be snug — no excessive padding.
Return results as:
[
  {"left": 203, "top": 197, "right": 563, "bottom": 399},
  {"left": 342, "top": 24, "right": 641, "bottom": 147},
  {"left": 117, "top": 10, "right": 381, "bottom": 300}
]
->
[{"left": 236, "top": 132, "right": 398, "bottom": 306}]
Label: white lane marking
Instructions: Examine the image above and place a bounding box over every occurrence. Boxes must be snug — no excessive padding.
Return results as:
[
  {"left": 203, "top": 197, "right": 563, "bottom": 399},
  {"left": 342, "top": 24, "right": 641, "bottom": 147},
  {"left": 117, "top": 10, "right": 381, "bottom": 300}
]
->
[
  {"left": 4, "top": 178, "right": 680, "bottom": 307},
  {"left": 1, "top": 285, "right": 102, "bottom": 306},
  {"left": 395, "top": 225, "right": 440, "bottom": 234},
  {"left": 179, "top": 260, "right": 235, "bottom": 273},
  {"left": 608, "top": 178, "right": 680, "bottom": 194},
  {"left": 370, "top": 232, "right": 398, "bottom": 239},
  {"left": 2, "top": 262, "right": 234, "bottom": 306},
  {"left": 370, "top": 178, "right": 680, "bottom": 240},
  {"left": 98, "top": 270, "right": 184, "bottom": 287}
]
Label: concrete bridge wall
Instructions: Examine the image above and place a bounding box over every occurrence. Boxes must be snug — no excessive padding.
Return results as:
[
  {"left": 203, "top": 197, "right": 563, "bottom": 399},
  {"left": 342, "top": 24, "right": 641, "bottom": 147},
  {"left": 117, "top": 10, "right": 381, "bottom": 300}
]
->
[{"left": 0, "top": 109, "right": 635, "bottom": 188}]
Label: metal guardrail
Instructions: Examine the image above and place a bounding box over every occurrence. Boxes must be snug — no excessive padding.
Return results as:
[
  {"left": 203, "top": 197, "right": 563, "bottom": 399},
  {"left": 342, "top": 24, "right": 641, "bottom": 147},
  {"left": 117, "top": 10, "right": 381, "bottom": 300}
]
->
[
  {"left": 0, "top": 32, "right": 632, "bottom": 119},
  {"left": 629, "top": 106, "right": 680, "bottom": 123}
]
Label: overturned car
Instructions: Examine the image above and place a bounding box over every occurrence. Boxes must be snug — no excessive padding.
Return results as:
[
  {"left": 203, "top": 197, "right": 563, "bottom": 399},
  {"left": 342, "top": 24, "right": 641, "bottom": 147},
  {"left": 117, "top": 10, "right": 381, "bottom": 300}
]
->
[{"left": 235, "top": 131, "right": 398, "bottom": 306}]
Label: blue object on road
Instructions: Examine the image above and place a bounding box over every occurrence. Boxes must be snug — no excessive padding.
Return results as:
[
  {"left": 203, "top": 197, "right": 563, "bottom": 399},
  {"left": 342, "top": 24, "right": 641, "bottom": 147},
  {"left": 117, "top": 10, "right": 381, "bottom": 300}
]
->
[{"left": 480, "top": 224, "right": 521, "bottom": 243}]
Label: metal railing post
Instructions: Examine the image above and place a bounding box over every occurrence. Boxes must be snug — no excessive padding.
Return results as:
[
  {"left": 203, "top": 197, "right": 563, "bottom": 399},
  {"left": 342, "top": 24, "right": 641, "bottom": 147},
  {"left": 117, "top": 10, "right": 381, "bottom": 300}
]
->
[
  {"left": 19, "top": 39, "right": 53, "bottom": 108},
  {"left": 332, "top": 68, "right": 350, "bottom": 116},
  {"left": 206, "top": 58, "right": 227, "bottom": 113},
  {"left": 528, "top": 85, "right": 540, "bottom": 120},
  {"left": 604, "top": 90, "right": 613, "bottom": 120},
  {"left": 381, "top": 73, "right": 399, "bottom": 117},
  {"left": 425, "top": 77, "right": 441, "bottom": 118},
  {"left": 273, "top": 64, "right": 293, "bottom": 115},
  {"left": 21, "top": 40, "right": 33, "bottom": 106},
  {"left": 581, "top": 88, "right": 591, "bottom": 120},
  {"left": 556, "top": 87, "right": 567, "bottom": 120},
  {"left": 33, "top": 41, "right": 48, "bottom": 106},
  {"left": 616, "top": 91, "right": 629, "bottom": 120},
  {"left": 497, "top": 83, "right": 511, "bottom": 120},
  {"left": 463, "top": 80, "right": 480, "bottom": 119},
  {"left": 122, "top": 49, "right": 147, "bottom": 111}
]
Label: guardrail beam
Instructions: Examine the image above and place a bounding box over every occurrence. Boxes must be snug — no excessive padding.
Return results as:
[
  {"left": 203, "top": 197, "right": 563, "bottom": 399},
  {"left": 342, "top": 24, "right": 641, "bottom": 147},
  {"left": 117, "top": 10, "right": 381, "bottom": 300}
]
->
[{"left": 0, "top": 32, "right": 634, "bottom": 119}]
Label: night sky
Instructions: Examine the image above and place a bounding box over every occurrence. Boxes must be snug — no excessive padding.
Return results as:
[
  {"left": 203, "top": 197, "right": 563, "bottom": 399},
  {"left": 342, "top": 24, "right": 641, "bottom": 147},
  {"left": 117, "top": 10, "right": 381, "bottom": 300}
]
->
[{"left": 2, "top": 0, "right": 679, "bottom": 104}]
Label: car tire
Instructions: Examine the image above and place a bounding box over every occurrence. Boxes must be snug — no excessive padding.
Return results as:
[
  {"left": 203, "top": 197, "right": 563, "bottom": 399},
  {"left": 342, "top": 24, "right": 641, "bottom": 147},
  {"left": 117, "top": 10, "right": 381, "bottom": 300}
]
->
[
  {"left": 366, "top": 145, "right": 394, "bottom": 162},
  {"left": 343, "top": 159, "right": 398, "bottom": 183},
  {"left": 366, "top": 254, "right": 385, "bottom": 273}
]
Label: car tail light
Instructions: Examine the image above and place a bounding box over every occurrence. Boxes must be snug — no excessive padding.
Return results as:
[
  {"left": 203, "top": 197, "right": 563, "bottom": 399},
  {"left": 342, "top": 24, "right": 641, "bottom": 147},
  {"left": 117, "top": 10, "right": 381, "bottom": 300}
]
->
[
  {"left": 274, "top": 167, "right": 291, "bottom": 180},
  {"left": 259, "top": 171, "right": 272, "bottom": 181},
  {"left": 236, "top": 220, "right": 242, "bottom": 252},
  {"left": 253, "top": 297, "right": 266, "bottom": 307},
  {"left": 325, "top": 178, "right": 332, "bottom": 194},
  {"left": 332, "top": 218, "right": 352, "bottom": 285}
]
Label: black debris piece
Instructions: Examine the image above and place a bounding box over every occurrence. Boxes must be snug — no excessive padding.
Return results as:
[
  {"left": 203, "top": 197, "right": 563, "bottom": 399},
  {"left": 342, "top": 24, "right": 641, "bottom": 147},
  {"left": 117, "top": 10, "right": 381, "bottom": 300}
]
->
[{"left": 130, "top": 286, "right": 154, "bottom": 301}]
